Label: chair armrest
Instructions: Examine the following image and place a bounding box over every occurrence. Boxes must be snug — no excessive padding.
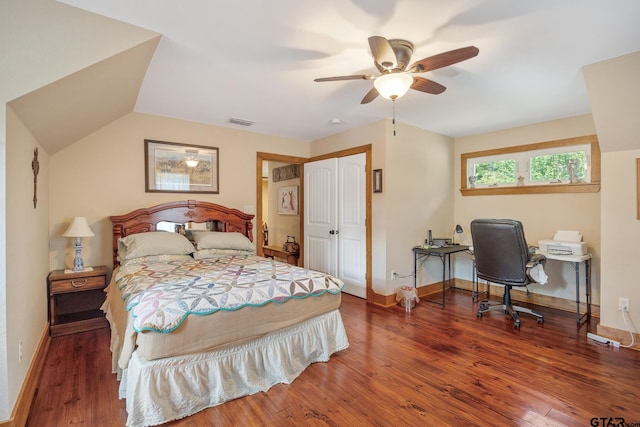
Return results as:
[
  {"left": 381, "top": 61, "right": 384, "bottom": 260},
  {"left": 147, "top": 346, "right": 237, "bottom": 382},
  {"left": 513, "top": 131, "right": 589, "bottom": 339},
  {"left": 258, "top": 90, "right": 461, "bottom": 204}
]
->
[{"left": 526, "top": 253, "right": 546, "bottom": 268}]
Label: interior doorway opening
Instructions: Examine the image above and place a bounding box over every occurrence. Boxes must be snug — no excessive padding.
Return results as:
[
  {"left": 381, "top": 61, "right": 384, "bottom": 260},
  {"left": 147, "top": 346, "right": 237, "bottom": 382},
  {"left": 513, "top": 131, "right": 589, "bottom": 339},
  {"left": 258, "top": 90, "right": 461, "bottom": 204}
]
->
[{"left": 255, "top": 153, "right": 307, "bottom": 264}]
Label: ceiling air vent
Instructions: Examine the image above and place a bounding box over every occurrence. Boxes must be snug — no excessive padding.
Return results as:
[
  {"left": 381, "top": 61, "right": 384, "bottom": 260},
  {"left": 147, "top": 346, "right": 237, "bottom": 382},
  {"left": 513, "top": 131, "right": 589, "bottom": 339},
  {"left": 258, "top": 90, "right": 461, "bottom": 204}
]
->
[{"left": 228, "top": 117, "right": 255, "bottom": 127}]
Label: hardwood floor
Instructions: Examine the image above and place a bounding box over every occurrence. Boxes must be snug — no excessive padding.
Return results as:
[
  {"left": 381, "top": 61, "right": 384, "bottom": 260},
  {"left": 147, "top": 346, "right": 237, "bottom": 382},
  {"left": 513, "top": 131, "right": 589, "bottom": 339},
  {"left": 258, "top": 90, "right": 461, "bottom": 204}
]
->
[{"left": 28, "top": 290, "right": 640, "bottom": 426}]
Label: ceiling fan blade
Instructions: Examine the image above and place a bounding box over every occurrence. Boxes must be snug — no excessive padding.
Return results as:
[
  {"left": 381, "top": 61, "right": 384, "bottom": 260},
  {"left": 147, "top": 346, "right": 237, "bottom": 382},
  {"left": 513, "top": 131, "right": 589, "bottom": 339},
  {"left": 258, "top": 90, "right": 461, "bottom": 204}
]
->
[
  {"left": 411, "top": 77, "right": 446, "bottom": 94},
  {"left": 368, "top": 36, "right": 397, "bottom": 70},
  {"left": 408, "top": 46, "right": 479, "bottom": 73},
  {"left": 360, "top": 87, "right": 379, "bottom": 104},
  {"left": 314, "top": 74, "right": 373, "bottom": 82}
]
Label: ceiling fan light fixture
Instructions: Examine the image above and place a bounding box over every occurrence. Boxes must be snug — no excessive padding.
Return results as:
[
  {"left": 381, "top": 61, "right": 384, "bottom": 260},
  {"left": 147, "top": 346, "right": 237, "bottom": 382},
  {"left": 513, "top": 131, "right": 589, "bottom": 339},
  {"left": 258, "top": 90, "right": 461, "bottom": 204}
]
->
[{"left": 374, "top": 73, "right": 413, "bottom": 100}]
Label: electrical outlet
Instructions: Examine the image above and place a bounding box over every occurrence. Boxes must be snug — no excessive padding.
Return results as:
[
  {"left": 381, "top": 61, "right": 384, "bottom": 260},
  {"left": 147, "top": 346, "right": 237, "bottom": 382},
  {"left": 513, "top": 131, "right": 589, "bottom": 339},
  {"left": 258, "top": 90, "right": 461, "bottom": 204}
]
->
[
  {"left": 618, "top": 297, "right": 630, "bottom": 312},
  {"left": 391, "top": 270, "right": 396, "bottom": 280},
  {"left": 18, "top": 341, "right": 23, "bottom": 363}
]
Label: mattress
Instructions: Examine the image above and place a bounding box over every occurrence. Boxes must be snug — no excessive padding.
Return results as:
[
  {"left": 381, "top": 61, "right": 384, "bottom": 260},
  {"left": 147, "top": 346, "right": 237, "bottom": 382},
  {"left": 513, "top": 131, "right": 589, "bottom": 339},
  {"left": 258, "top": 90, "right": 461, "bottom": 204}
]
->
[{"left": 103, "top": 255, "right": 343, "bottom": 371}]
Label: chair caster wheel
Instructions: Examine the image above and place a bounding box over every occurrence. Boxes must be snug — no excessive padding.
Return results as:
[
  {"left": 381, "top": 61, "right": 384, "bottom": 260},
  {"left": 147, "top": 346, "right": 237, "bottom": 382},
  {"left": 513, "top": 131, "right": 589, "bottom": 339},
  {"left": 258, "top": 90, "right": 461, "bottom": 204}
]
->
[
  {"left": 537, "top": 318, "right": 544, "bottom": 324},
  {"left": 477, "top": 312, "right": 483, "bottom": 318},
  {"left": 514, "top": 322, "right": 520, "bottom": 329}
]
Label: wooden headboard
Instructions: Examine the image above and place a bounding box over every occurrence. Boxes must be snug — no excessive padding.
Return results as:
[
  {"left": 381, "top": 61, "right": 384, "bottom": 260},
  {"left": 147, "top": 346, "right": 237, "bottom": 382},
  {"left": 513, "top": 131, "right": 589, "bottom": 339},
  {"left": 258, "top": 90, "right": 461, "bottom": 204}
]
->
[{"left": 110, "top": 200, "right": 254, "bottom": 266}]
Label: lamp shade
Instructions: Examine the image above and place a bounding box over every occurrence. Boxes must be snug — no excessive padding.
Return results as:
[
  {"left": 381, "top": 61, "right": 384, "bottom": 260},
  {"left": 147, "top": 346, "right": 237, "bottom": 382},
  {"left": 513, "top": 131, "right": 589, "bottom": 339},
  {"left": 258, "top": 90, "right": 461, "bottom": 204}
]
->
[
  {"left": 62, "top": 217, "right": 95, "bottom": 238},
  {"left": 374, "top": 73, "right": 414, "bottom": 100}
]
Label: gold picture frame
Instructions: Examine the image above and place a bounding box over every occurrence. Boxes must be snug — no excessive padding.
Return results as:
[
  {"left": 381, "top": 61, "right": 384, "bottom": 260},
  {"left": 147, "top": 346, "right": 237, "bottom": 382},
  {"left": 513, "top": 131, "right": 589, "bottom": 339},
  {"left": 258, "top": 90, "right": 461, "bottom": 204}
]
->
[{"left": 145, "top": 139, "right": 219, "bottom": 194}]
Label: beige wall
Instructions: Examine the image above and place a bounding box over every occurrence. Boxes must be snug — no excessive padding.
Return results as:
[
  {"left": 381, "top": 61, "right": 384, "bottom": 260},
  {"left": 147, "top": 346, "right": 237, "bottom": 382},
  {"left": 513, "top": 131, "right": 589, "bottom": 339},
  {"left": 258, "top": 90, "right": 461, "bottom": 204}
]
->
[
  {"left": 0, "top": 0, "right": 158, "bottom": 419},
  {"left": 453, "top": 115, "right": 600, "bottom": 305},
  {"left": 600, "top": 150, "right": 640, "bottom": 331},
  {"left": 583, "top": 52, "right": 640, "bottom": 335},
  {"left": 49, "top": 112, "right": 309, "bottom": 272},
  {"left": 5, "top": 107, "right": 50, "bottom": 416}
]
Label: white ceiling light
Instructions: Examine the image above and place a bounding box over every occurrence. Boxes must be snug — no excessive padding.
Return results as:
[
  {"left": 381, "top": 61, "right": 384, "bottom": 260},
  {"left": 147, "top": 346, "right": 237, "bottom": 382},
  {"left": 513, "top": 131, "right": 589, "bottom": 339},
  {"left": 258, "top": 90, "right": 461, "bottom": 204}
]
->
[{"left": 374, "top": 73, "right": 414, "bottom": 100}]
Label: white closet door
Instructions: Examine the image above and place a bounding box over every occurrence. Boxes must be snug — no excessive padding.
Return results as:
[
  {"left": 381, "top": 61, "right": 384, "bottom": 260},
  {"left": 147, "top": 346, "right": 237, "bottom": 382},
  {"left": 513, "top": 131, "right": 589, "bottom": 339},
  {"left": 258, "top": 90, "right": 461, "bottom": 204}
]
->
[
  {"left": 337, "top": 153, "right": 367, "bottom": 298},
  {"left": 304, "top": 154, "right": 367, "bottom": 298},
  {"left": 304, "top": 158, "right": 337, "bottom": 276}
]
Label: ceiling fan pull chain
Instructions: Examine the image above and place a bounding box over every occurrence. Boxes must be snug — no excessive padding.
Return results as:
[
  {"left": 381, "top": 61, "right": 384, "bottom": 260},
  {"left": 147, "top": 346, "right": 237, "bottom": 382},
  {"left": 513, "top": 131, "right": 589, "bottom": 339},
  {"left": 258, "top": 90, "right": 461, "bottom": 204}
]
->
[{"left": 393, "top": 99, "right": 397, "bottom": 136}]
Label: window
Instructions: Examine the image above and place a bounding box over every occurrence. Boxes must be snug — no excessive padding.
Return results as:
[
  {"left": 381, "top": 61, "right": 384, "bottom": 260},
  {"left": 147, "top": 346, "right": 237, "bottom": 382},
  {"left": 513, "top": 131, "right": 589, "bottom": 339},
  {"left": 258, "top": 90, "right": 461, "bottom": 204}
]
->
[{"left": 461, "top": 135, "right": 600, "bottom": 196}]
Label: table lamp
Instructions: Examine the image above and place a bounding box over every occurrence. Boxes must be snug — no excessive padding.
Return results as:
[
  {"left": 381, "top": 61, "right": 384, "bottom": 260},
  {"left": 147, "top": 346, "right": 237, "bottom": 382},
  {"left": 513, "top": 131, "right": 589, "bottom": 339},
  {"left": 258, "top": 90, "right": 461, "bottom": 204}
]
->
[
  {"left": 453, "top": 224, "right": 464, "bottom": 244},
  {"left": 62, "top": 217, "right": 95, "bottom": 271}
]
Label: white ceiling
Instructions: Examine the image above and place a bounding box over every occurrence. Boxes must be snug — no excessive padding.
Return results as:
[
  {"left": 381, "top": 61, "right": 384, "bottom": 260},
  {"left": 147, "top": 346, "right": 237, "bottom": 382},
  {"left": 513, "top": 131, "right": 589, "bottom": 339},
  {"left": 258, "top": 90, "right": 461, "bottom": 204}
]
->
[{"left": 58, "top": 0, "right": 640, "bottom": 142}]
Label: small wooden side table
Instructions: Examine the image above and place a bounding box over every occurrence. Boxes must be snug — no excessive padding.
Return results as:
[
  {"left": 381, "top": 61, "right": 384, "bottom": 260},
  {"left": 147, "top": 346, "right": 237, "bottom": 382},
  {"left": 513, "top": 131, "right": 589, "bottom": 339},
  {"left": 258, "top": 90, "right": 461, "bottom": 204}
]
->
[
  {"left": 262, "top": 245, "right": 299, "bottom": 266},
  {"left": 48, "top": 265, "right": 108, "bottom": 337}
]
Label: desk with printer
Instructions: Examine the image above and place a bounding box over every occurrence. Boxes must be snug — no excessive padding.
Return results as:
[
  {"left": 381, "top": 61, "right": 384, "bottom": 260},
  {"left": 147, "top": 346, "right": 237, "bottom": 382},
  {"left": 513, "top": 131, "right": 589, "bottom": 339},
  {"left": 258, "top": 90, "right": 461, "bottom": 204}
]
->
[{"left": 537, "top": 230, "right": 591, "bottom": 325}]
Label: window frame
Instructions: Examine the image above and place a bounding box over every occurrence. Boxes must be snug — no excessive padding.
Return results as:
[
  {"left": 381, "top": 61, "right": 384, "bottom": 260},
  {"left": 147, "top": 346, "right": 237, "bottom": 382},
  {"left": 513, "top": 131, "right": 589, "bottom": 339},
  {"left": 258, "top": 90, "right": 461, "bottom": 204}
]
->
[{"left": 460, "top": 135, "right": 600, "bottom": 196}]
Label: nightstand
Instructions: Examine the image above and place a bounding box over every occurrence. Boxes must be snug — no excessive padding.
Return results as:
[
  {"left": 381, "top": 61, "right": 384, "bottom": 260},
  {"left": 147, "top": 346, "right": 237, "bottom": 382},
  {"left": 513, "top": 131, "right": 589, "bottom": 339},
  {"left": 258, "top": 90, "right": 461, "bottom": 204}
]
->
[{"left": 48, "top": 265, "right": 108, "bottom": 337}]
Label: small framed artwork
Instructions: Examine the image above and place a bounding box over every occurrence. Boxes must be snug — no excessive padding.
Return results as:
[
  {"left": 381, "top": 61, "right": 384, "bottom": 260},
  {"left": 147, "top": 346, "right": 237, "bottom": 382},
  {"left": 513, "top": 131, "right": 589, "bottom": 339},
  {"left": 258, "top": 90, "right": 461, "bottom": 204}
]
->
[
  {"left": 278, "top": 185, "right": 299, "bottom": 215},
  {"left": 145, "top": 139, "right": 219, "bottom": 194},
  {"left": 373, "top": 169, "right": 383, "bottom": 193}
]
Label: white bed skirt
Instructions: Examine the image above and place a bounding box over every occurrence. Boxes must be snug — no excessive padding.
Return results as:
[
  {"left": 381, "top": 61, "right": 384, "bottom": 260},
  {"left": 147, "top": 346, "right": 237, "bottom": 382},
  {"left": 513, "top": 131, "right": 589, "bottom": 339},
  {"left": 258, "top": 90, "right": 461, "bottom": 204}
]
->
[{"left": 119, "top": 309, "right": 349, "bottom": 427}]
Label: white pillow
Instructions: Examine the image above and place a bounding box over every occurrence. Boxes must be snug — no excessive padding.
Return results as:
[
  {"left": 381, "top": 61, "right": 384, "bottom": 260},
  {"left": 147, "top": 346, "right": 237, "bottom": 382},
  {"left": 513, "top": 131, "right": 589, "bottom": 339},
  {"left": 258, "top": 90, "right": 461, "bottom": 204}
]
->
[
  {"left": 192, "top": 231, "right": 255, "bottom": 251},
  {"left": 118, "top": 232, "right": 195, "bottom": 261}
]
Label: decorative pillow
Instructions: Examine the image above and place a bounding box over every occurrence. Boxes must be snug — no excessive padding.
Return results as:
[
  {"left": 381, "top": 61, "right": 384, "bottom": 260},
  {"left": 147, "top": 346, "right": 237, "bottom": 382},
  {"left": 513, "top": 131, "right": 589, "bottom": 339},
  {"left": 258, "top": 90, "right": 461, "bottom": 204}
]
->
[
  {"left": 118, "top": 232, "right": 195, "bottom": 262},
  {"left": 193, "top": 248, "right": 255, "bottom": 260},
  {"left": 191, "top": 231, "right": 255, "bottom": 252},
  {"left": 120, "top": 254, "right": 193, "bottom": 266}
]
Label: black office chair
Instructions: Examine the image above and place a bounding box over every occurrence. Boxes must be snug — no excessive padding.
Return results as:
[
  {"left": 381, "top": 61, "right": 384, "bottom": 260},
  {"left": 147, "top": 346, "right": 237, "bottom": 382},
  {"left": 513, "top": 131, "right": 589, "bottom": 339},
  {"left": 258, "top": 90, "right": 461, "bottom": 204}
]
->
[{"left": 470, "top": 219, "right": 546, "bottom": 328}]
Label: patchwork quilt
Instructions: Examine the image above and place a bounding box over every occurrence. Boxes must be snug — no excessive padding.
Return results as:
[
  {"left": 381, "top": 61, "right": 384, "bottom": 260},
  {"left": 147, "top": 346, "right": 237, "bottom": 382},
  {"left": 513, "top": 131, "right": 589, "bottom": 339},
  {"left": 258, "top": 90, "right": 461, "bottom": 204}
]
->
[{"left": 115, "top": 255, "right": 344, "bottom": 333}]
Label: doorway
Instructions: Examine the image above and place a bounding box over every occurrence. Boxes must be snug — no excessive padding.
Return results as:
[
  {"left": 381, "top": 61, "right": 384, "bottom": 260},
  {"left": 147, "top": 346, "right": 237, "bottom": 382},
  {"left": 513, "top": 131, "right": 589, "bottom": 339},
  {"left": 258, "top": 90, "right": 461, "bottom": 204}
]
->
[
  {"left": 255, "top": 153, "right": 307, "bottom": 261},
  {"left": 256, "top": 145, "right": 372, "bottom": 302}
]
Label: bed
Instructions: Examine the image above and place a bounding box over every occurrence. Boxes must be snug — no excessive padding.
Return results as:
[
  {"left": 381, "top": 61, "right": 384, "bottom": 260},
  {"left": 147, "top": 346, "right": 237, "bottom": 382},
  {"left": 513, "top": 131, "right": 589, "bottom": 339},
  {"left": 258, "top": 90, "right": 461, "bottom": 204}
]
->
[{"left": 103, "top": 200, "right": 349, "bottom": 427}]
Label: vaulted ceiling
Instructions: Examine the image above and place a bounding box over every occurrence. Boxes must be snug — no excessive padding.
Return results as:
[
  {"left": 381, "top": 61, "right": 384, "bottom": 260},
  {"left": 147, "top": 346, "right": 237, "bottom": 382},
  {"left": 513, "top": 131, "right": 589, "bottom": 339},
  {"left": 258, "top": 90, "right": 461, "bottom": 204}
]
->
[{"left": 9, "top": 0, "right": 640, "bottom": 154}]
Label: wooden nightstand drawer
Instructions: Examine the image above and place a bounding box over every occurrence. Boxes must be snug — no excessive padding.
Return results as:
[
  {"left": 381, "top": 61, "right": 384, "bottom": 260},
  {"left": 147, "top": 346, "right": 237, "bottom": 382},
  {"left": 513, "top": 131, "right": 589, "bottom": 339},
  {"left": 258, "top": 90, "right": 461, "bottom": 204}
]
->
[
  {"left": 50, "top": 275, "right": 105, "bottom": 294},
  {"left": 48, "top": 266, "right": 109, "bottom": 337}
]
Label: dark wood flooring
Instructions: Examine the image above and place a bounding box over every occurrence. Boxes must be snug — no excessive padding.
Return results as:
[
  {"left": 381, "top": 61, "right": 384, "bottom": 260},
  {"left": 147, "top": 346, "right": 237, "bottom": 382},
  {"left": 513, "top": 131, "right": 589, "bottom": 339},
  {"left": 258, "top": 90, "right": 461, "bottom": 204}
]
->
[{"left": 28, "top": 290, "right": 640, "bottom": 426}]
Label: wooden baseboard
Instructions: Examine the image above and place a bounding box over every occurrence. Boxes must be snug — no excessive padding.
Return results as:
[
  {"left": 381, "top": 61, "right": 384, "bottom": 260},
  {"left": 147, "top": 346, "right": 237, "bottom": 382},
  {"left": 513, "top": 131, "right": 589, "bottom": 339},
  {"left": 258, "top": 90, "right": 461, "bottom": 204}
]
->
[
  {"left": 373, "top": 279, "right": 601, "bottom": 319},
  {"left": 0, "top": 325, "right": 51, "bottom": 427},
  {"left": 597, "top": 324, "right": 640, "bottom": 351}
]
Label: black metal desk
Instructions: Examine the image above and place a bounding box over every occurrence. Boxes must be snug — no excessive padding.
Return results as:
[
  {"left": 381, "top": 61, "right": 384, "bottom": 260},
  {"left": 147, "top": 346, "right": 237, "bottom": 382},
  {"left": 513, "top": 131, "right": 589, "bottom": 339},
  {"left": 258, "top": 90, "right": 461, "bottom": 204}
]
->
[{"left": 413, "top": 245, "right": 470, "bottom": 307}]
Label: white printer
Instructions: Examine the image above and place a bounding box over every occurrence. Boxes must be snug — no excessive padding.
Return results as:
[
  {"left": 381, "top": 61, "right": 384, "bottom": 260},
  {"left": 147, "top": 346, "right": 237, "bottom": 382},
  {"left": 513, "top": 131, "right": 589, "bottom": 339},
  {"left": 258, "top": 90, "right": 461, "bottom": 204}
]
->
[{"left": 538, "top": 230, "right": 587, "bottom": 256}]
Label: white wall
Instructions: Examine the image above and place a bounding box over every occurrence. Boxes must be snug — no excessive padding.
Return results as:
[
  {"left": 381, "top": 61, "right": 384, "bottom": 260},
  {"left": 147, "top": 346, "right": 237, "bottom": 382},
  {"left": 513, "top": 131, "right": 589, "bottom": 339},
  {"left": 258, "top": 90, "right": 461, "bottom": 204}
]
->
[
  {"left": 49, "top": 112, "right": 309, "bottom": 272},
  {"left": 453, "top": 115, "right": 601, "bottom": 305}
]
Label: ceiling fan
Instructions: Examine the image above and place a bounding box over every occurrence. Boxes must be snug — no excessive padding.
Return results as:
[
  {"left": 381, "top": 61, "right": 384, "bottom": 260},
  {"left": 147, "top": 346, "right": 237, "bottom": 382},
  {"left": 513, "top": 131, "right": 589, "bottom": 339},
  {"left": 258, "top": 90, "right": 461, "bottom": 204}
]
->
[{"left": 314, "top": 36, "right": 479, "bottom": 104}]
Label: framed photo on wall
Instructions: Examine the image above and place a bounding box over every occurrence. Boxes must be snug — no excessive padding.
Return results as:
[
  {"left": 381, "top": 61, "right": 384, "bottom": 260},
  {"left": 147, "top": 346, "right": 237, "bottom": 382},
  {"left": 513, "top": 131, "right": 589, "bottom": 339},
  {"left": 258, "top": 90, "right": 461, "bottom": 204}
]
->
[
  {"left": 145, "top": 139, "right": 219, "bottom": 194},
  {"left": 373, "top": 169, "right": 383, "bottom": 193},
  {"left": 278, "top": 185, "right": 299, "bottom": 215}
]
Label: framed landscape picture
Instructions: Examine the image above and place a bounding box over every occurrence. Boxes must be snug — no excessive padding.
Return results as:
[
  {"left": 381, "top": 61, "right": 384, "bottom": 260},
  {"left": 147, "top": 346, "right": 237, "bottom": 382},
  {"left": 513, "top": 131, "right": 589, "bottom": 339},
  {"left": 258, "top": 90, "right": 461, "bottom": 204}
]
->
[{"left": 145, "top": 139, "right": 219, "bottom": 194}]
